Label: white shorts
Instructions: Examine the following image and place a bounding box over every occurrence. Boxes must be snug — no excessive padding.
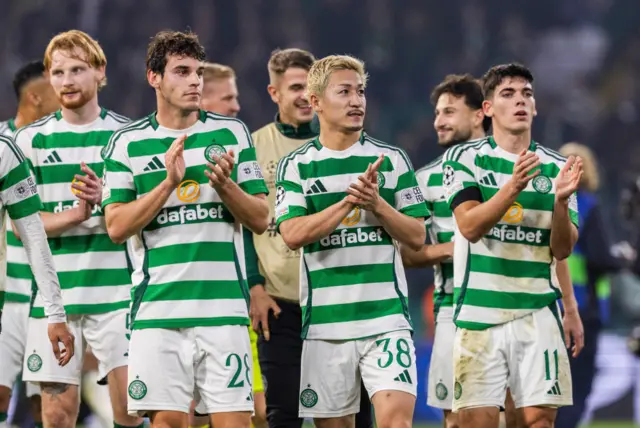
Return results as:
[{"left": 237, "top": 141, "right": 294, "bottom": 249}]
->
[
  {"left": 0, "top": 303, "right": 39, "bottom": 397},
  {"left": 452, "top": 304, "right": 572, "bottom": 412},
  {"left": 299, "top": 329, "right": 417, "bottom": 418},
  {"left": 127, "top": 325, "right": 254, "bottom": 417},
  {"left": 22, "top": 309, "right": 130, "bottom": 385},
  {"left": 427, "top": 306, "right": 454, "bottom": 410}
]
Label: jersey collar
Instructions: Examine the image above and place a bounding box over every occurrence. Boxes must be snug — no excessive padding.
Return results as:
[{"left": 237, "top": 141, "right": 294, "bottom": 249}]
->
[
  {"left": 488, "top": 135, "right": 537, "bottom": 152},
  {"left": 7, "top": 118, "right": 16, "bottom": 132},
  {"left": 312, "top": 131, "right": 366, "bottom": 150},
  {"left": 54, "top": 107, "right": 109, "bottom": 121},
  {"left": 149, "top": 109, "right": 207, "bottom": 130},
  {"left": 274, "top": 113, "right": 317, "bottom": 140}
]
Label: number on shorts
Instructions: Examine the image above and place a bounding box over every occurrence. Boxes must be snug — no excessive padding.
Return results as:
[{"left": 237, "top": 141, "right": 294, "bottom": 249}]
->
[
  {"left": 226, "top": 353, "right": 245, "bottom": 388},
  {"left": 243, "top": 353, "right": 252, "bottom": 387},
  {"left": 375, "top": 338, "right": 412, "bottom": 369},
  {"left": 543, "top": 349, "right": 559, "bottom": 381}
]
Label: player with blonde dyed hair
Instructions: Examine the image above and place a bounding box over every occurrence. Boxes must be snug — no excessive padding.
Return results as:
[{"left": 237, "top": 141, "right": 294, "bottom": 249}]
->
[
  {"left": 18, "top": 30, "right": 142, "bottom": 428},
  {"left": 201, "top": 63, "right": 240, "bottom": 117},
  {"left": 275, "top": 54, "right": 428, "bottom": 427}
]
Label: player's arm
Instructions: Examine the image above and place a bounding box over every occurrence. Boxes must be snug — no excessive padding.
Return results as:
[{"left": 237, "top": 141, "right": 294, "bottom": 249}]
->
[
  {"left": 446, "top": 149, "right": 540, "bottom": 243},
  {"left": 103, "top": 136, "right": 184, "bottom": 244},
  {"left": 400, "top": 237, "right": 453, "bottom": 268},
  {"left": 555, "top": 258, "right": 584, "bottom": 357},
  {"left": 205, "top": 139, "right": 269, "bottom": 234},
  {"left": 275, "top": 156, "right": 353, "bottom": 250},
  {"left": 550, "top": 157, "right": 582, "bottom": 260}
]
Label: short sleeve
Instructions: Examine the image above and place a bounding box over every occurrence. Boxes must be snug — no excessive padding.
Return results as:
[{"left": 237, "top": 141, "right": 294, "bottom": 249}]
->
[
  {"left": 274, "top": 155, "right": 307, "bottom": 232},
  {"left": 442, "top": 146, "right": 479, "bottom": 207},
  {"left": 101, "top": 133, "right": 136, "bottom": 207},
  {"left": 393, "top": 150, "right": 429, "bottom": 218},
  {"left": 234, "top": 121, "right": 269, "bottom": 196},
  {"left": 568, "top": 192, "right": 579, "bottom": 228},
  {"left": 0, "top": 136, "right": 42, "bottom": 220}
]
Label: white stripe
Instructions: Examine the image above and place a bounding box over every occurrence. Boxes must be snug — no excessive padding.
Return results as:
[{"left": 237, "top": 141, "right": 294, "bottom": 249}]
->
[
  {"left": 61, "top": 284, "right": 131, "bottom": 306},
  {"left": 57, "top": 217, "right": 106, "bottom": 237},
  {"left": 471, "top": 239, "right": 553, "bottom": 263},
  {"left": 143, "top": 221, "right": 234, "bottom": 248},
  {"left": 34, "top": 146, "right": 101, "bottom": 165},
  {"left": 149, "top": 261, "right": 239, "bottom": 283},
  {"left": 6, "top": 246, "right": 28, "bottom": 263},
  {"left": 463, "top": 272, "right": 554, "bottom": 295},
  {"left": 305, "top": 314, "right": 411, "bottom": 340},
  {"left": 304, "top": 244, "right": 393, "bottom": 272},
  {"left": 311, "top": 282, "right": 399, "bottom": 306},
  {"left": 5, "top": 278, "right": 31, "bottom": 295},
  {"left": 136, "top": 298, "right": 248, "bottom": 322},
  {"left": 53, "top": 251, "right": 128, "bottom": 272},
  {"left": 301, "top": 172, "right": 398, "bottom": 195},
  {"left": 456, "top": 305, "right": 536, "bottom": 326}
]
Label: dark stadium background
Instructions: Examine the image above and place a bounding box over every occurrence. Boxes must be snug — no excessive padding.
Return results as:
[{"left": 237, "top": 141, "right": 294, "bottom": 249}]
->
[{"left": 2, "top": 0, "right": 640, "bottom": 426}]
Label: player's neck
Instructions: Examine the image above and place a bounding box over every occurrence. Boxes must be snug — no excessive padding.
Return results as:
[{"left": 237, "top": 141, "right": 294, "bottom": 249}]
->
[
  {"left": 156, "top": 103, "right": 199, "bottom": 130},
  {"left": 13, "top": 107, "right": 38, "bottom": 129},
  {"left": 277, "top": 110, "right": 304, "bottom": 128},
  {"left": 61, "top": 97, "right": 101, "bottom": 126},
  {"left": 492, "top": 127, "right": 531, "bottom": 154},
  {"left": 318, "top": 129, "right": 361, "bottom": 151},
  {"left": 469, "top": 128, "right": 486, "bottom": 142}
]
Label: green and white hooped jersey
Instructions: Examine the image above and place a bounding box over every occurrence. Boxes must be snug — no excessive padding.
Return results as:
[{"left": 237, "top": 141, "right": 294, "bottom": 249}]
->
[
  {"left": 274, "top": 133, "right": 430, "bottom": 340},
  {"left": 0, "top": 134, "right": 44, "bottom": 310},
  {"left": 101, "top": 110, "right": 268, "bottom": 330},
  {"left": 442, "top": 137, "right": 579, "bottom": 330},
  {"left": 14, "top": 109, "right": 131, "bottom": 317}
]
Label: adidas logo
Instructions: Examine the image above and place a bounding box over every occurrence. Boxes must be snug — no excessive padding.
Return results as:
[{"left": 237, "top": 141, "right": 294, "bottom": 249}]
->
[
  {"left": 306, "top": 179, "right": 327, "bottom": 195},
  {"left": 393, "top": 369, "right": 413, "bottom": 385},
  {"left": 546, "top": 381, "right": 562, "bottom": 396},
  {"left": 42, "top": 151, "right": 62, "bottom": 164},
  {"left": 480, "top": 172, "right": 498, "bottom": 186},
  {"left": 143, "top": 156, "right": 165, "bottom": 171}
]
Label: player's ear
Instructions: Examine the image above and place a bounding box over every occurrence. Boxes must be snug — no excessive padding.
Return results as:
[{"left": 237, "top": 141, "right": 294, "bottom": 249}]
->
[
  {"left": 474, "top": 109, "right": 484, "bottom": 128},
  {"left": 267, "top": 84, "right": 278, "bottom": 104},
  {"left": 482, "top": 99, "right": 493, "bottom": 118},
  {"left": 309, "top": 92, "right": 321, "bottom": 113},
  {"left": 95, "top": 65, "right": 106, "bottom": 87},
  {"left": 147, "top": 69, "right": 161, "bottom": 89}
]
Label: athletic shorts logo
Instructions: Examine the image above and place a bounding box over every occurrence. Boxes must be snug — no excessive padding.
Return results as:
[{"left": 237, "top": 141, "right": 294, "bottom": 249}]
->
[
  {"left": 532, "top": 175, "right": 552, "bottom": 194},
  {"left": 435, "top": 382, "right": 448, "bottom": 400},
  {"left": 377, "top": 171, "right": 386, "bottom": 188},
  {"left": 454, "top": 381, "right": 462, "bottom": 400},
  {"left": 300, "top": 386, "right": 318, "bottom": 408},
  {"left": 502, "top": 201, "right": 524, "bottom": 224},
  {"left": 204, "top": 144, "right": 227, "bottom": 164},
  {"left": 26, "top": 353, "right": 42, "bottom": 372},
  {"left": 275, "top": 186, "right": 286, "bottom": 206},
  {"left": 176, "top": 179, "right": 200, "bottom": 203},
  {"left": 342, "top": 207, "right": 361, "bottom": 226},
  {"left": 128, "top": 378, "right": 147, "bottom": 400}
]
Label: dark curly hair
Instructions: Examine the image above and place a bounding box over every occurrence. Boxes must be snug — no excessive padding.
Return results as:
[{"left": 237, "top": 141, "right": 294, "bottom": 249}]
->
[
  {"left": 146, "top": 30, "right": 206, "bottom": 75},
  {"left": 482, "top": 63, "right": 534, "bottom": 99}
]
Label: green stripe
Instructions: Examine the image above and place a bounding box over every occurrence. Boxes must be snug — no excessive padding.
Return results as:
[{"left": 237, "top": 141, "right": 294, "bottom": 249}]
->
[
  {"left": 433, "top": 200, "right": 451, "bottom": 218},
  {"left": 297, "top": 156, "right": 393, "bottom": 180},
  {"left": 436, "top": 231, "right": 454, "bottom": 243},
  {"left": 481, "top": 187, "right": 554, "bottom": 211},
  {"left": 31, "top": 131, "right": 114, "bottom": 149},
  {"left": 443, "top": 160, "right": 475, "bottom": 178},
  {"left": 5, "top": 292, "right": 30, "bottom": 303},
  {"left": 30, "top": 300, "right": 130, "bottom": 318},
  {"left": 104, "top": 158, "right": 132, "bottom": 173},
  {"left": 305, "top": 226, "right": 392, "bottom": 253},
  {"left": 0, "top": 162, "right": 31, "bottom": 191},
  {"left": 58, "top": 269, "right": 131, "bottom": 289},
  {"left": 148, "top": 242, "right": 235, "bottom": 268},
  {"left": 427, "top": 173, "right": 443, "bottom": 187},
  {"left": 240, "top": 179, "right": 268, "bottom": 196},
  {"left": 7, "top": 195, "right": 43, "bottom": 220},
  {"left": 474, "top": 155, "right": 560, "bottom": 178},
  {"left": 34, "top": 162, "right": 103, "bottom": 185},
  {"left": 485, "top": 225, "right": 550, "bottom": 247},
  {"left": 135, "top": 164, "right": 207, "bottom": 195},
  {"left": 306, "top": 189, "right": 395, "bottom": 214},
  {"left": 306, "top": 298, "right": 404, "bottom": 325},
  {"left": 470, "top": 255, "right": 551, "bottom": 279},
  {"left": 103, "top": 189, "right": 137, "bottom": 206},
  {"left": 457, "top": 288, "right": 557, "bottom": 310},
  {"left": 308, "top": 264, "right": 393, "bottom": 288},
  {"left": 455, "top": 320, "right": 496, "bottom": 330},
  {"left": 144, "top": 202, "right": 234, "bottom": 231},
  {"left": 42, "top": 201, "right": 104, "bottom": 217},
  {"left": 127, "top": 129, "right": 239, "bottom": 158},
  {"left": 7, "top": 263, "right": 32, "bottom": 279},
  {"left": 140, "top": 280, "right": 244, "bottom": 302},
  {"left": 133, "top": 316, "right": 248, "bottom": 330},
  {"left": 48, "top": 233, "right": 125, "bottom": 254},
  {"left": 7, "top": 230, "right": 23, "bottom": 247},
  {"left": 275, "top": 206, "right": 307, "bottom": 231}
]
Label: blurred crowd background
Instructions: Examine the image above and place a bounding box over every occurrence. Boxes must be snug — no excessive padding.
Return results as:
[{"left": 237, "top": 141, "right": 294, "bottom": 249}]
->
[{"left": 2, "top": 0, "right": 640, "bottom": 425}]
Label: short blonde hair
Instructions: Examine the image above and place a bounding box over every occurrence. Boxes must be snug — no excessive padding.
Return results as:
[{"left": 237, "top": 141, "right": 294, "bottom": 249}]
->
[
  {"left": 203, "top": 63, "right": 236, "bottom": 83},
  {"left": 306, "top": 55, "right": 368, "bottom": 98},
  {"left": 44, "top": 30, "right": 107, "bottom": 88},
  {"left": 559, "top": 142, "right": 600, "bottom": 192}
]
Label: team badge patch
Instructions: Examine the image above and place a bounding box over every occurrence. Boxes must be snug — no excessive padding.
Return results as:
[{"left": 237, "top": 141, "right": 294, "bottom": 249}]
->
[
  {"left": 204, "top": 143, "right": 227, "bottom": 164},
  {"left": 532, "top": 175, "right": 552, "bottom": 194}
]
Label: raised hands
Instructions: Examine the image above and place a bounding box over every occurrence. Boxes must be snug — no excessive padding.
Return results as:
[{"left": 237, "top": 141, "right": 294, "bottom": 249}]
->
[
  {"left": 164, "top": 135, "right": 187, "bottom": 188},
  {"left": 345, "top": 154, "right": 385, "bottom": 212},
  {"left": 72, "top": 162, "right": 102, "bottom": 206},
  {"left": 510, "top": 149, "right": 541, "bottom": 192},
  {"left": 205, "top": 149, "right": 235, "bottom": 189},
  {"left": 555, "top": 155, "right": 583, "bottom": 202}
]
